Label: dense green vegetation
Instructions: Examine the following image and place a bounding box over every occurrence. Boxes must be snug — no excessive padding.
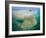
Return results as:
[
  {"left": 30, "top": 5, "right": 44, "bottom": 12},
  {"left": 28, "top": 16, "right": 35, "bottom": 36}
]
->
[{"left": 12, "top": 15, "right": 40, "bottom": 31}]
